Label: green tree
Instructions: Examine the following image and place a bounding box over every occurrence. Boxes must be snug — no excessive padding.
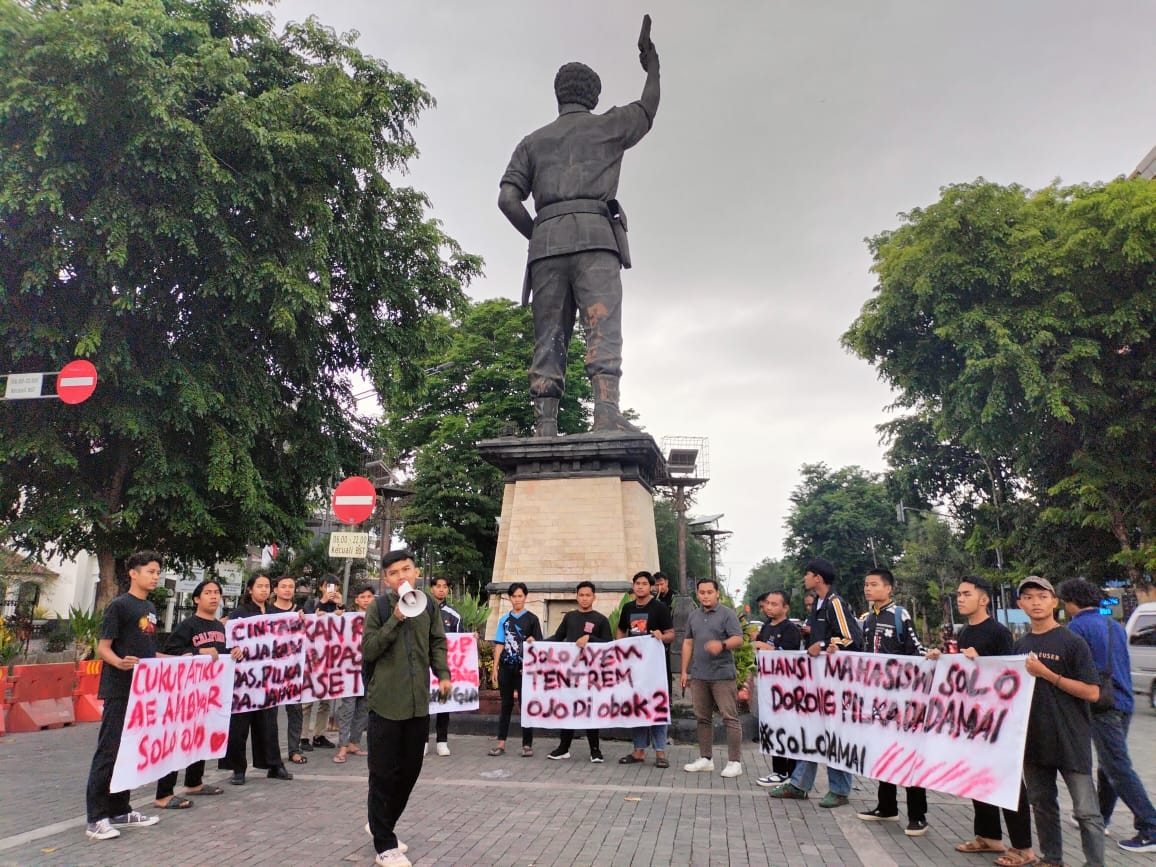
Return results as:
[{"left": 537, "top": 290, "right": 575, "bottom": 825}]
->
[
  {"left": 739, "top": 557, "right": 795, "bottom": 612},
  {"left": 844, "top": 179, "right": 1156, "bottom": 588},
  {"left": 0, "top": 0, "right": 480, "bottom": 607},
  {"left": 382, "top": 299, "right": 591, "bottom": 594},
  {"left": 891, "top": 516, "right": 977, "bottom": 642},
  {"left": 783, "top": 463, "right": 906, "bottom": 611},
  {"left": 653, "top": 497, "right": 710, "bottom": 591}
]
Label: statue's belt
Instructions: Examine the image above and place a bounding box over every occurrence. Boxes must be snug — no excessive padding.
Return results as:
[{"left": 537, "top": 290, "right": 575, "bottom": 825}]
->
[
  {"left": 522, "top": 199, "right": 631, "bottom": 306},
  {"left": 533, "top": 198, "right": 614, "bottom": 225}
]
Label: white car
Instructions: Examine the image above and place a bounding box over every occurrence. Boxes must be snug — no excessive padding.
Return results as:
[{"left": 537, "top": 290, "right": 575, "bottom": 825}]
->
[{"left": 1125, "top": 602, "right": 1156, "bottom": 712}]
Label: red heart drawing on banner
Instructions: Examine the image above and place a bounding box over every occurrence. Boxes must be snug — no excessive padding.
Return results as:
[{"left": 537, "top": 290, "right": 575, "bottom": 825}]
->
[{"left": 210, "top": 732, "right": 227, "bottom": 753}]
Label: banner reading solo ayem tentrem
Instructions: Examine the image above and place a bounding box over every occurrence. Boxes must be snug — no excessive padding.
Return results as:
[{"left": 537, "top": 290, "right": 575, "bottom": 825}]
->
[
  {"left": 757, "top": 650, "right": 1035, "bottom": 810},
  {"left": 521, "top": 636, "right": 670, "bottom": 729}
]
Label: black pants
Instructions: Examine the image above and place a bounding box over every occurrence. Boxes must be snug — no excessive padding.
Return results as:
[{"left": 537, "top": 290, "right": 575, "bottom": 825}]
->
[
  {"left": 877, "top": 782, "right": 927, "bottom": 821},
  {"left": 219, "top": 707, "right": 283, "bottom": 772},
  {"left": 528, "top": 250, "right": 623, "bottom": 398},
  {"left": 557, "top": 729, "right": 600, "bottom": 754},
  {"left": 285, "top": 701, "right": 304, "bottom": 752},
  {"left": 497, "top": 665, "right": 532, "bottom": 746},
  {"left": 974, "top": 784, "right": 1033, "bottom": 850},
  {"left": 367, "top": 712, "right": 427, "bottom": 853},
  {"left": 155, "top": 761, "right": 206, "bottom": 800},
  {"left": 435, "top": 712, "right": 450, "bottom": 743},
  {"left": 85, "top": 697, "right": 132, "bottom": 823},
  {"left": 771, "top": 755, "right": 796, "bottom": 776}
]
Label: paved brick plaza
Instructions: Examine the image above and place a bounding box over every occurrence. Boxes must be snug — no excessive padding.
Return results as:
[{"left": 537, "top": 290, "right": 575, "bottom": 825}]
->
[{"left": 1, "top": 709, "right": 1153, "bottom": 866}]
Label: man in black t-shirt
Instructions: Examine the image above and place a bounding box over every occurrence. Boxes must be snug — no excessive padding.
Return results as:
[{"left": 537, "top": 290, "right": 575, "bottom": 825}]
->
[
  {"left": 1014, "top": 576, "right": 1105, "bottom": 867},
  {"left": 927, "top": 576, "right": 1036, "bottom": 862},
  {"left": 547, "top": 582, "right": 613, "bottom": 763},
  {"left": 753, "top": 591, "right": 801, "bottom": 786},
  {"left": 430, "top": 576, "right": 463, "bottom": 756},
  {"left": 84, "top": 551, "right": 163, "bottom": 841},
  {"left": 616, "top": 571, "right": 674, "bottom": 768}
]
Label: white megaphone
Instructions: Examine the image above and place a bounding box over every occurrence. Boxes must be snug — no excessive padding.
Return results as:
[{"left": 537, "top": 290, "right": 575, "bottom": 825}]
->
[{"left": 397, "top": 581, "right": 427, "bottom": 617}]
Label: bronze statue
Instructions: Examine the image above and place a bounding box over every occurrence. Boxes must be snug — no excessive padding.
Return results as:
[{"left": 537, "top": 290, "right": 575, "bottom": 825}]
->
[{"left": 499, "top": 15, "right": 660, "bottom": 437}]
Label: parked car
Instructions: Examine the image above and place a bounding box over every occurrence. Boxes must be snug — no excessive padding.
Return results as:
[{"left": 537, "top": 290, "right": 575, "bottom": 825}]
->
[{"left": 1125, "top": 602, "right": 1156, "bottom": 712}]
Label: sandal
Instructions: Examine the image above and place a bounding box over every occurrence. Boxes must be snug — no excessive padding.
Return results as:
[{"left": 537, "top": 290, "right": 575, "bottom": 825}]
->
[
  {"left": 488, "top": 747, "right": 506, "bottom": 757},
  {"left": 993, "top": 850, "right": 1038, "bottom": 867},
  {"left": 618, "top": 754, "right": 645, "bottom": 765},
  {"left": 955, "top": 838, "right": 1005, "bottom": 854},
  {"left": 347, "top": 745, "right": 366, "bottom": 756},
  {"left": 655, "top": 756, "right": 670, "bottom": 769},
  {"left": 333, "top": 752, "right": 347, "bottom": 763},
  {"left": 521, "top": 746, "right": 534, "bottom": 758},
  {"left": 289, "top": 751, "right": 308, "bottom": 764},
  {"left": 187, "top": 785, "right": 224, "bottom": 796},
  {"left": 159, "top": 796, "right": 193, "bottom": 810}
]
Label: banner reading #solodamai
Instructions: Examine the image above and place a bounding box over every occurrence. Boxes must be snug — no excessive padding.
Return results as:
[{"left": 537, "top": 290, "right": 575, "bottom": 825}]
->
[
  {"left": 111, "top": 656, "right": 235, "bottom": 791},
  {"left": 521, "top": 636, "right": 670, "bottom": 729},
  {"left": 756, "top": 650, "right": 1035, "bottom": 810}
]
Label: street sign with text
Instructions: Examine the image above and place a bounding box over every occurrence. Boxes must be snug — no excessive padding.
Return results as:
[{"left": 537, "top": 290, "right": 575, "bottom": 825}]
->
[{"left": 329, "top": 532, "right": 369, "bottom": 558}]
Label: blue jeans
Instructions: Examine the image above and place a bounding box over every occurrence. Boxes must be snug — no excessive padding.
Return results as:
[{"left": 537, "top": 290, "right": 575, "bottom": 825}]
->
[
  {"left": 1023, "top": 763, "right": 1104, "bottom": 867},
  {"left": 632, "top": 724, "right": 668, "bottom": 752},
  {"left": 789, "top": 760, "right": 851, "bottom": 797},
  {"left": 1091, "top": 710, "right": 1156, "bottom": 837}
]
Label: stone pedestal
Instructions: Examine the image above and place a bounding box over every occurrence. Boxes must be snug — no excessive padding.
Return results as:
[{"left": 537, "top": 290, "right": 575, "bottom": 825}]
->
[{"left": 477, "top": 432, "right": 665, "bottom": 638}]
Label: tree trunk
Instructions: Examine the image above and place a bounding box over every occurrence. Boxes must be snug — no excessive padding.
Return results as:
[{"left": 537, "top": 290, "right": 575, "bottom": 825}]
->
[{"left": 95, "top": 549, "right": 119, "bottom": 611}]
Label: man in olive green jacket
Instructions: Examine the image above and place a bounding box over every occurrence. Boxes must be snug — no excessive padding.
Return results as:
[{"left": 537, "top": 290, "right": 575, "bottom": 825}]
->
[{"left": 363, "top": 549, "right": 451, "bottom": 867}]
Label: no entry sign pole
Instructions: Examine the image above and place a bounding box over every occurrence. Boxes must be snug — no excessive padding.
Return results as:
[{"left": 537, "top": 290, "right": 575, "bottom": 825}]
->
[{"left": 331, "top": 476, "right": 377, "bottom": 600}]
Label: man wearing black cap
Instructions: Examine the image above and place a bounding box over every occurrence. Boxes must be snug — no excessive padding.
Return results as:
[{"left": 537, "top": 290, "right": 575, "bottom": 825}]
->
[{"left": 1014, "top": 576, "right": 1105, "bottom": 867}]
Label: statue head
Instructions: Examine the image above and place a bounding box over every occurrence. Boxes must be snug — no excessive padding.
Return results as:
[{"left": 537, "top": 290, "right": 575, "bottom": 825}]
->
[{"left": 554, "top": 62, "right": 601, "bottom": 110}]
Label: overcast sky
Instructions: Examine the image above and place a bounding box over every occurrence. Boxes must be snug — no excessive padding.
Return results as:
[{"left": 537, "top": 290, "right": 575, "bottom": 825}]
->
[{"left": 275, "top": 0, "right": 1156, "bottom": 595}]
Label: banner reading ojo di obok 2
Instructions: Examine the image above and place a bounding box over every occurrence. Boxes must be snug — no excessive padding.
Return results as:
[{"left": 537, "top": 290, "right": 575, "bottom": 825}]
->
[
  {"left": 521, "top": 636, "right": 669, "bottom": 729},
  {"left": 756, "top": 650, "right": 1036, "bottom": 810}
]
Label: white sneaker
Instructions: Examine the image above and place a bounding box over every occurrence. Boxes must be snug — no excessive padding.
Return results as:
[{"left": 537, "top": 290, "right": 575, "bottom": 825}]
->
[
  {"left": 85, "top": 819, "right": 120, "bottom": 841},
  {"left": 109, "top": 811, "right": 159, "bottom": 828},
  {"left": 375, "top": 848, "right": 411, "bottom": 867},
  {"left": 364, "top": 823, "right": 407, "bottom": 853},
  {"left": 684, "top": 756, "right": 714, "bottom": 773},
  {"left": 720, "top": 761, "right": 743, "bottom": 778},
  {"left": 436, "top": 742, "right": 451, "bottom": 757},
  {"left": 756, "top": 773, "right": 788, "bottom": 787}
]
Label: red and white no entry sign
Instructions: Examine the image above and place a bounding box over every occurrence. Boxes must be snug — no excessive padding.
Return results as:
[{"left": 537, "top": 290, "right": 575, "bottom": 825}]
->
[
  {"left": 55, "top": 359, "right": 98, "bottom": 405},
  {"left": 332, "top": 476, "right": 376, "bottom": 525}
]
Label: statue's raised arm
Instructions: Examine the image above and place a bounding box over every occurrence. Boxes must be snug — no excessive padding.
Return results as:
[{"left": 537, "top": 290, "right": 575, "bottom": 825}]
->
[{"left": 638, "top": 15, "right": 660, "bottom": 120}]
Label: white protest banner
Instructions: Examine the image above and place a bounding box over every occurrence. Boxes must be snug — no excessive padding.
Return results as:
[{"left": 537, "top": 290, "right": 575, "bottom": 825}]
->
[
  {"left": 428, "top": 632, "right": 480, "bottom": 713},
  {"left": 226, "top": 612, "right": 306, "bottom": 711},
  {"left": 756, "top": 650, "right": 1035, "bottom": 810},
  {"left": 302, "top": 612, "right": 366, "bottom": 701},
  {"left": 111, "top": 656, "right": 235, "bottom": 791},
  {"left": 521, "top": 636, "right": 670, "bottom": 729}
]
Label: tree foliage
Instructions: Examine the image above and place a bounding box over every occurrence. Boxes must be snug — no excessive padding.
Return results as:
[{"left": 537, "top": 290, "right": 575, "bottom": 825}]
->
[
  {"left": 845, "top": 179, "right": 1156, "bottom": 587},
  {"left": 0, "top": 0, "right": 480, "bottom": 606},
  {"left": 783, "top": 463, "right": 906, "bottom": 610},
  {"left": 739, "top": 557, "right": 796, "bottom": 613},
  {"left": 381, "top": 299, "right": 590, "bottom": 594}
]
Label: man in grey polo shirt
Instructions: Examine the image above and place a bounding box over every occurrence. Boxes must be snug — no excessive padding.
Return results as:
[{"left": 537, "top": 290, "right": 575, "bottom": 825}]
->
[
  {"left": 681, "top": 577, "right": 744, "bottom": 779},
  {"left": 497, "top": 19, "right": 661, "bottom": 437}
]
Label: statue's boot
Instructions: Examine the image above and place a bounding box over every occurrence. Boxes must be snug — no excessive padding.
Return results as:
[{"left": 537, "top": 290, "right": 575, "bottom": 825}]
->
[
  {"left": 533, "top": 397, "right": 559, "bottom": 437},
  {"left": 591, "top": 375, "right": 639, "bottom": 433}
]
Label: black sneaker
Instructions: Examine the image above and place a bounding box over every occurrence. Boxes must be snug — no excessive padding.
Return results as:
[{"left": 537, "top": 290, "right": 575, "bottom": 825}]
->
[
  {"left": 905, "top": 819, "right": 928, "bottom": 837},
  {"left": 300, "top": 738, "right": 314, "bottom": 752},
  {"left": 546, "top": 748, "right": 571, "bottom": 760},
  {"left": 590, "top": 750, "right": 604, "bottom": 763},
  {"left": 229, "top": 771, "right": 246, "bottom": 786},
  {"left": 857, "top": 807, "right": 898, "bottom": 822},
  {"left": 312, "top": 735, "right": 336, "bottom": 749}
]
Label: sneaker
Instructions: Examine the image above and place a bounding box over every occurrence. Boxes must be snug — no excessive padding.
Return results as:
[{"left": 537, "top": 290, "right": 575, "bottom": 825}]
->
[
  {"left": 905, "top": 818, "right": 929, "bottom": 837},
  {"left": 590, "top": 750, "right": 604, "bottom": 764},
  {"left": 300, "top": 738, "right": 314, "bottom": 752},
  {"left": 684, "top": 756, "right": 714, "bottom": 773},
  {"left": 768, "top": 783, "right": 809, "bottom": 800},
  {"left": 547, "top": 748, "right": 571, "bottom": 760},
  {"left": 756, "top": 773, "right": 789, "bottom": 787},
  {"left": 375, "top": 847, "right": 412, "bottom": 867},
  {"left": 312, "top": 735, "right": 336, "bottom": 749},
  {"left": 720, "top": 761, "right": 743, "bottom": 778},
  {"left": 109, "top": 811, "right": 159, "bottom": 828},
  {"left": 85, "top": 819, "right": 120, "bottom": 841},
  {"left": 363, "top": 824, "right": 408, "bottom": 853},
  {"left": 435, "top": 742, "right": 451, "bottom": 757},
  {"left": 857, "top": 807, "right": 899, "bottom": 822},
  {"left": 818, "top": 792, "right": 850, "bottom": 808},
  {"left": 1118, "top": 835, "right": 1156, "bottom": 853}
]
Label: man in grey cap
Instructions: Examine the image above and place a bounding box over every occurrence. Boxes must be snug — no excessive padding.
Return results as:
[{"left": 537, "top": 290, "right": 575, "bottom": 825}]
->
[
  {"left": 1013, "top": 575, "right": 1105, "bottom": 867},
  {"left": 498, "top": 17, "right": 660, "bottom": 437}
]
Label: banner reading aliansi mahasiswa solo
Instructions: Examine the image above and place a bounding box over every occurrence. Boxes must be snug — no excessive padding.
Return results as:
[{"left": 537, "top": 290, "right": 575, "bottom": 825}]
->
[
  {"left": 521, "top": 636, "right": 670, "bottom": 729},
  {"left": 226, "top": 611, "right": 365, "bottom": 712},
  {"left": 427, "top": 633, "right": 481, "bottom": 714},
  {"left": 756, "top": 650, "right": 1036, "bottom": 810},
  {"left": 111, "top": 656, "right": 235, "bottom": 791}
]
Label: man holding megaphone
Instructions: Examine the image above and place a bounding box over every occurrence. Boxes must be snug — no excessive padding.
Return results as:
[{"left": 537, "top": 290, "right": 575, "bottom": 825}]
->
[{"left": 362, "top": 549, "right": 451, "bottom": 867}]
